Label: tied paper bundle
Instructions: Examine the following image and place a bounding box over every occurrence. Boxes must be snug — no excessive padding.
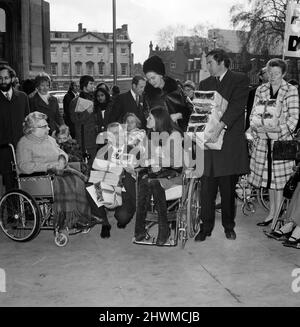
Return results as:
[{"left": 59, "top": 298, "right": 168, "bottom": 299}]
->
[
  {"left": 86, "top": 182, "right": 122, "bottom": 208},
  {"left": 251, "top": 99, "right": 282, "bottom": 139},
  {"left": 187, "top": 90, "right": 228, "bottom": 150},
  {"left": 75, "top": 97, "right": 94, "bottom": 113},
  {"left": 89, "top": 158, "right": 123, "bottom": 186}
]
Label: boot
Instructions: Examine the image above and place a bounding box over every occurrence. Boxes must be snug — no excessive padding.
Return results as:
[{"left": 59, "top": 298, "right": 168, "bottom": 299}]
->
[
  {"left": 134, "top": 178, "right": 149, "bottom": 240},
  {"left": 151, "top": 180, "right": 170, "bottom": 246},
  {"left": 156, "top": 222, "right": 170, "bottom": 246}
]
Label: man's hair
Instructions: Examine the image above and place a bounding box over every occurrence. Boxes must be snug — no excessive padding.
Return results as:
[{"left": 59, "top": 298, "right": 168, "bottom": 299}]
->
[
  {"left": 79, "top": 75, "right": 94, "bottom": 90},
  {"left": 132, "top": 75, "right": 146, "bottom": 86},
  {"left": 206, "top": 49, "right": 231, "bottom": 68},
  {"left": 0, "top": 64, "right": 16, "bottom": 78}
]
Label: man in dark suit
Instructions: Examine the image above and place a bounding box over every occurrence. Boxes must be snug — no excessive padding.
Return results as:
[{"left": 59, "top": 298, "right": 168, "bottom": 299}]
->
[
  {"left": 63, "top": 81, "right": 78, "bottom": 138},
  {"left": 106, "top": 75, "right": 146, "bottom": 127},
  {"left": 195, "top": 49, "right": 250, "bottom": 241},
  {"left": 0, "top": 64, "right": 30, "bottom": 192}
]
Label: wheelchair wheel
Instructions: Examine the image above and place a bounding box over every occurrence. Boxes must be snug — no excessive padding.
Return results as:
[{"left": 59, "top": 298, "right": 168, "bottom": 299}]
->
[
  {"left": 0, "top": 189, "right": 41, "bottom": 242},
  {"left": 242, "top": 201, "right": 256, "bottom": 216},
  {"left": 54, "top": 232, "right": 68, "bottom": 247},
  {"left": 176, "top": 210, "right": 188, "bottom": 249},
  {"left": 258, "top": 187, "right": 270, "bottom": 211},
  {"left": 186, "top": 179, "right": 201, "bottom": 238}
]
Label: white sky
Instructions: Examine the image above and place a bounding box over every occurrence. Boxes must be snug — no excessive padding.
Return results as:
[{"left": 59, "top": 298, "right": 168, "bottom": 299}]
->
[{"left": 47, "top": 0, "right": 243, "bottom": 63}]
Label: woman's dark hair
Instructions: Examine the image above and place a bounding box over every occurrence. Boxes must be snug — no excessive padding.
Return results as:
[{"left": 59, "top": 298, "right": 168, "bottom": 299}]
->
[
  {"left": 96, "top": 82, "right": 110, "bottom": 93},
  {"left": 94, "top": 87, "right": 110, "bottom": 103},
  {"left": 150, "top": 106, "right": 183, "bottom": 135}
]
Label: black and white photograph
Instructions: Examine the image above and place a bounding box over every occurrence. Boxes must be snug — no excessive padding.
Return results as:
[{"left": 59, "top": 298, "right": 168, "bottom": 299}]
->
[{"left": 0, "top": 0, "right": 300, "bottom": 315}]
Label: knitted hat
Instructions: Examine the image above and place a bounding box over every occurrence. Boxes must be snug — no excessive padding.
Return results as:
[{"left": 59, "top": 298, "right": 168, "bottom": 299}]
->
[{"left": 143, "top": 55, "right": 166, "bottom": 76}]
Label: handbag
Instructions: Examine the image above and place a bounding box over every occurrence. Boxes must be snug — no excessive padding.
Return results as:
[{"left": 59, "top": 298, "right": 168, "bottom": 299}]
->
[
  {"left": 273, "top": 140, "right": 300, "bottom": 160},
  {"left": 283, "top": 166, "right": 300, "bottom": 199},
  {"left": 272, "top": 126, "right": 300, "bottom": 160}
]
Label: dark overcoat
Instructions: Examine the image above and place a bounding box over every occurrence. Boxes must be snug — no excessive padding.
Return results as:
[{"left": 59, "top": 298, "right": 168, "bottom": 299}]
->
[
  {"left": 107, "top": 91, "right": 147, "bottom": 129},
  {"left": 0, "top": 89, "right": 30, "bottom": 173},
  {"left": 63, "top": 90, "right": 76, "bottom": 137},
  {"left": 199, "top": 70, "right": 250, "bottom": 177},
  {"left": 143, "top": 76, "right": 191, "bottom": 131},
  {"left": 69, "top": 93, "right": 98, "bottom": 162}
]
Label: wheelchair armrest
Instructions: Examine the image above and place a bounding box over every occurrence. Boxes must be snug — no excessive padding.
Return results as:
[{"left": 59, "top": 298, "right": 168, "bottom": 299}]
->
[{"left": 19, "top": 172, "right": 54, "bottom": 179}]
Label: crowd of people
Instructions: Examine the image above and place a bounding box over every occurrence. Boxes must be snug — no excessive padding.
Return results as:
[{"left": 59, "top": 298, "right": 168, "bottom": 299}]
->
[{"left": 0, "top": 48, "right": 299, "bottom": 248}]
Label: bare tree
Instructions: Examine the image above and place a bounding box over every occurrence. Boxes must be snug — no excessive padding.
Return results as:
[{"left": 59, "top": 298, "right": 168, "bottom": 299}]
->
[
  {"left": 230, "top": 0, "right": 286, "bottom": 54},
  {"left": 156, "top": 24, "right": 189, "bottom": 50}
]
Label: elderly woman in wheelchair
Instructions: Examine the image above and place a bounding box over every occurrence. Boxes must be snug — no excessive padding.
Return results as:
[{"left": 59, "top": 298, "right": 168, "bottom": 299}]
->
[
  {"left": 15, "top": 112, "right": 102, "bottom": 240},
  {"left": 134, "top": 106, "right": 184, "bottom": 246}
]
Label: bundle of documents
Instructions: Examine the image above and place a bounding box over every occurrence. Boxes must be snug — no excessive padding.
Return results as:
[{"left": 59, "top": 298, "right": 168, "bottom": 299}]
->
[
  {"left": 88, "top": 158, "right": 123, "bottom": 186},
  {"left": 187, "top": 91, "right": 228, "bottom": 150}
]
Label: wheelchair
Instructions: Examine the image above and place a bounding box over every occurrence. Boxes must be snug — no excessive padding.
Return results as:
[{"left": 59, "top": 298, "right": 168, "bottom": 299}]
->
[
  {"left": 0, "top": 144, "right": 91, "bottom": 247},
  {"left": 132, "top": 167, "right": 201, "bottom": 249}
]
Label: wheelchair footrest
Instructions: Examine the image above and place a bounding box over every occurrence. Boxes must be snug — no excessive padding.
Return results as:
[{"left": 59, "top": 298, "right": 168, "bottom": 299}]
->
[{"left": 132, "top": 236, "right": 177, "bottom": 246}]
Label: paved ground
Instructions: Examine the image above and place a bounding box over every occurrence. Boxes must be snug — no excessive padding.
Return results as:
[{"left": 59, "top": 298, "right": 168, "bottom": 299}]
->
[{"left": 0, "top": 202, "right": 299, "bottom": 307}]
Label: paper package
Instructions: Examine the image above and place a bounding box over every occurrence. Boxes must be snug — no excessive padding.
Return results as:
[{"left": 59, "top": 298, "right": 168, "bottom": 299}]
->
[{"left": 187, "top": 91, "right": 228, "bottom": 150}]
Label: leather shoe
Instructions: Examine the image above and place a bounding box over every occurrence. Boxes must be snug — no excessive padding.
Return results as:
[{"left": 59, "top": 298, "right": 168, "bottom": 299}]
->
[
  {"left": 257, "top": 219, "right": 273, "bottom": 226},
  {"left": 225, "top": 230, "right": 236, "bottom": 240},
  {"left": 195, "top": 230, "right": 207, "bottom": 242}
]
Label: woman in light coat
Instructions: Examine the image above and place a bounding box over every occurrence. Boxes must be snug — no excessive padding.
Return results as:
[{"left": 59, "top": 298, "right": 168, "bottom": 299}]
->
[{"left": 248, "top": 58, "right": 299, "bottom": 226}]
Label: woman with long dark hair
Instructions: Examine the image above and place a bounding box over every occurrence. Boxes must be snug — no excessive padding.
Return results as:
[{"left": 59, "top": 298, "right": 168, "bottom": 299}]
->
[
  {"left": 94, "top": 87, "right": 112, "bottom": 133},
  {"left": 134, "top": 106, "right": 183, "bottom": 246}
]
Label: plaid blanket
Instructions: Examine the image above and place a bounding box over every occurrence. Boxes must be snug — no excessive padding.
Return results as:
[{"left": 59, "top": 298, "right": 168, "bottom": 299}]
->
[{"left": 52, "top": 170, "right": 91, "bottom": 230}]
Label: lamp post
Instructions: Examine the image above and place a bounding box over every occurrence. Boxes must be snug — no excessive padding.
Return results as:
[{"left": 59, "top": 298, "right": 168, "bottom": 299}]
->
[
  {"left": 112, "top": 0, "right": 117, "bottom": 85},
  {"left": 213, "top": 32, "right": 217, "bottom": 49}
]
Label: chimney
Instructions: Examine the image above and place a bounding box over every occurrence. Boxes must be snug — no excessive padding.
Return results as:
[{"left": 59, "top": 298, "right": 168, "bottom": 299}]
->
[
  {"left": 83, "top": 28, "right": 87, "bottom": 33},
  {"left": 78, "top": 23, "right": 83, "bottom": 32},
  {"left": 122, "top": 24, "right": 128, "bottom": 31}
]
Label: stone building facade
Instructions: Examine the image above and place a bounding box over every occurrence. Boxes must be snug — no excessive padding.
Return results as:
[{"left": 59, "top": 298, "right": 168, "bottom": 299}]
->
[
  {"left": 0, "top": 0, "right": 50, "bottom": 79},
  {"left": 50, "top": 23, "right": 133, "bottom": 90}
]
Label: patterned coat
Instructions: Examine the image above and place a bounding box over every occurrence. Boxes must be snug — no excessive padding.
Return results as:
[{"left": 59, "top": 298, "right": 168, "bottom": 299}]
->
[{"left": 248, "top": 80, "right": 299, "bottom": 190}]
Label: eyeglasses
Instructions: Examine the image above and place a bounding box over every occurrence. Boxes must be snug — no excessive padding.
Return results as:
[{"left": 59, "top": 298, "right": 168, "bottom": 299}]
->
[{"left": 35, "top": 124, "right": 49, "bottom": 129}]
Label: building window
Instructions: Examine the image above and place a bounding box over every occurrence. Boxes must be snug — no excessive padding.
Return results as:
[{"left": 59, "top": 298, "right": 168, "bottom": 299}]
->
[
  {"left": 51, "top": 63, "right": 58, "bottom": 76},
  {"left": 75, "top": 47, "right": 81, "bottom": 54},
  {"left": 110, "top": 63, "right": 114, "bottom": 75},
  {"left": 170, "top": 62, "right": 176, "bottom": 69},
  {"left": 50, "top": 47, "right": 56, "bottom": 54},
  {"left": 75, "top": 61, "right": 82, "bottom": 75},
  {"left": 62, "top": 63, "right": 69, "bottom": 75},
  {"left": 98, "top": 47, "right": 103, "bottom": 54},
  {"left": 86, "top": 61, "right": 94, "bottom": 75},
  {"left": 98, "top": 62, "right": 105, "bottom": 75},
  {"left": 62, "top": 47, "right": 68, "bottom": 54},
  {"left": 86, "top": 46, "right": 93, "bottom": 55},
  {"left": 121, "top": 48, "right": 126, "bottom": 55},
  {"left": 121, "top": 63, "right": 127, "bottom": 76}
]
